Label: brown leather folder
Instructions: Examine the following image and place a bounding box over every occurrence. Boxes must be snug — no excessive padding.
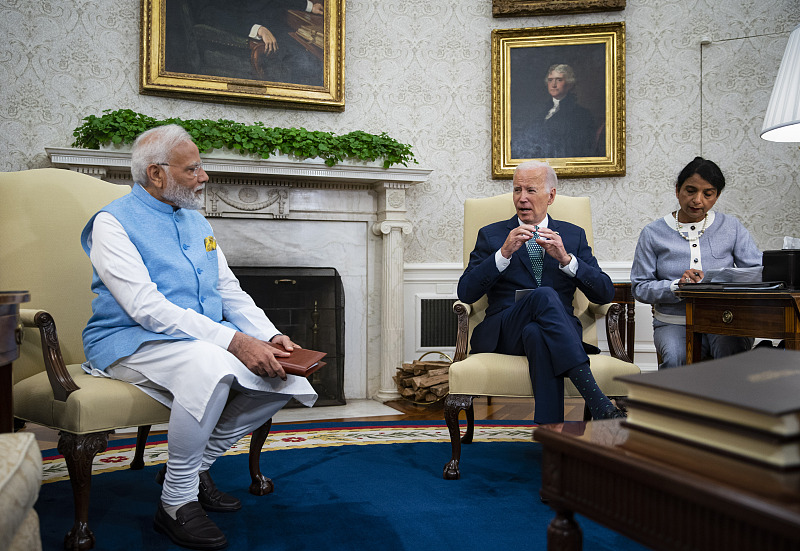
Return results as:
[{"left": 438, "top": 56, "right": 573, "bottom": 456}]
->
[{"left": 266, "top": 342, "right": 327, "bottom": 377}]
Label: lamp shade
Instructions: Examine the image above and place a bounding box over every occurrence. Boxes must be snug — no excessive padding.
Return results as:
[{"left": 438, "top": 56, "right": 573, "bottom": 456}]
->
[{"left": 761, "top": 24, "right": 800, "bottom": 142}]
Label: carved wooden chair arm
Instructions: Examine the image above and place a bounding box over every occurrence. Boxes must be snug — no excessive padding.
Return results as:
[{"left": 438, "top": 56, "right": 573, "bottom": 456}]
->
[
  {"left": 452, "top": 301, "right": 472, "bottom": 362},
  {"left": 19, "top": 308, "right": 80, "bottom": 402},
  {"left": 601, "top": 303, "right": 632, "bottom": 363}
]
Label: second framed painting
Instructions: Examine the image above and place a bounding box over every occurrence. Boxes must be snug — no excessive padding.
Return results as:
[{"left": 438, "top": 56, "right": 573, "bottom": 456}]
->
[
  {"left": 141, "top": 0, "right": 345, "bottom": 111},
  {"left": 492, "top": 22, "right": 625, "bottom": 178}
]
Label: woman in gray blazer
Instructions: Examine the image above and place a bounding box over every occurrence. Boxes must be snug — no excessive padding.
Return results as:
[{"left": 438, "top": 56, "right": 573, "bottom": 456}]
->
[{"left": 630, "top": 157, "right": 762, "bottom": 369}]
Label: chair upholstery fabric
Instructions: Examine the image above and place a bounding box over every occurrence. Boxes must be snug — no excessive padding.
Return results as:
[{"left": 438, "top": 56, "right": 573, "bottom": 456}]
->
[
  {"left": 0, "top": 432, "right": 42, "bottom": 551},
  {"left": 14, "top": 364, "right": 170, "bottom": 434},
  {"left": 0, "top": 169, "right": 130, "bottom": 384},
  {"left": 449, "top": 351, "right": 636, "bottom": 398}
]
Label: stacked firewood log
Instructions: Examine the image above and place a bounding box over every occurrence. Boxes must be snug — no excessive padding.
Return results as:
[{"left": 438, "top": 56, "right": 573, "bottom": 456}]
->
[{"left": 393, "top": 359, "right": 450, "bottom": 404}]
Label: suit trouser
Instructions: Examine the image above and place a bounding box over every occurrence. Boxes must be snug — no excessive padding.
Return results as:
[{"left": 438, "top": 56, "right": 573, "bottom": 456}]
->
[{"left": 495, "top": 287, "right": 589, "bottom": 424}]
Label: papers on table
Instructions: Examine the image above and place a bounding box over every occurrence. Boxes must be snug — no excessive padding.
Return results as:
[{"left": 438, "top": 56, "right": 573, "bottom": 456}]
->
[{"left": 700, "top": 266, "right": 763, "bottom": 283}]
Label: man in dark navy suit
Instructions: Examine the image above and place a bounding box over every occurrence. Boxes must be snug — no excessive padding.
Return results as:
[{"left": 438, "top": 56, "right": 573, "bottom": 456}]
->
[{"left": 457, "top": 160, "right": 624, "bottom": 424}]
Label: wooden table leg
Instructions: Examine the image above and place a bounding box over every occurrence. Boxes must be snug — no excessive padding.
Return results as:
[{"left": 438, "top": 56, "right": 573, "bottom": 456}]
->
[
  {"left": 547, "top": 508, "right": 582, "bottom": 551},
  {"left": 685, "top": 301, "right": 702, "bottom": 364},
  {"left": 626, "top": 303, "right": 635, "bottom": 362},
  {"left": 0, "top": 363, "right": 12, "bottom": 433}
]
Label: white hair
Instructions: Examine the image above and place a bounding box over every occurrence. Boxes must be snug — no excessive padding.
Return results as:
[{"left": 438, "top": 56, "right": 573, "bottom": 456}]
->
[
  {"left": 130, "top": 125, "right": 193, "bottom": 187},
  {"left": 545, "top": 64, "right": 576, "bottom": 85},
  {"left": 513, "top": 160, "right": 557, "bottom": 192}
]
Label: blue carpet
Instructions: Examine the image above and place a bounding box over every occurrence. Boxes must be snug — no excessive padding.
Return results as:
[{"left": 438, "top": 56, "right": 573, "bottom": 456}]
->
[{"left": 36, "top": 430, "right": 650, "bottom": 550}]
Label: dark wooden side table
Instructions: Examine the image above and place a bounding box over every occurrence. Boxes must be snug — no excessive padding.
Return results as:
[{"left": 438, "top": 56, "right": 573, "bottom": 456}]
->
[
  {"left": 535, "top": 419, "right": 800, "bottom": 550},
  {"left": 675, "top": 288, "right": 800, "bottom": 363},
  {"left": 0, "top": 291, "right": 30, "bottom": 433}
]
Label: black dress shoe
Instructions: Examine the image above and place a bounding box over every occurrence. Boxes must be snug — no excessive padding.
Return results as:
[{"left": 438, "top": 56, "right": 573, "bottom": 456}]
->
[
  {"left": 199, "top": 470, "right": 242, "bottom": 512},
  {"left": 154, "top": 501, "right": 228, "bottom": 550},
  {"left": 156, "top": 465, "right": 242, "bottom": 512}
]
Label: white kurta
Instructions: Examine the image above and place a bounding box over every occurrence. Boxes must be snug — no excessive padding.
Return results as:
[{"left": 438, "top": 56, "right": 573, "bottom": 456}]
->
[{"left": 84, "top": 212, "right": 317, "bottom": 421}]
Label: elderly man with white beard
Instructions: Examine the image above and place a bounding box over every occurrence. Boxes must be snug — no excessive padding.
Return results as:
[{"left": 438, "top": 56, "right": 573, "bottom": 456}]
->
[{"left": 80, "top": 124, "right": 317, "bottom": 550}]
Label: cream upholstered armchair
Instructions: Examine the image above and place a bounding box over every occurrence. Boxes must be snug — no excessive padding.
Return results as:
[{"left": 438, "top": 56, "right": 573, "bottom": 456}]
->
[
  {"left": 442, "top": 193, "right": 640, "bottom": 479},
  {"left": 0, "top": 169, "right": 277, "bottom": 550}
]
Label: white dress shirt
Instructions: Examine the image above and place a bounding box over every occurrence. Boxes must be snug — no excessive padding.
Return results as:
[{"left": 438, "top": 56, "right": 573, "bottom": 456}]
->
[{"left": 494, "top": 215, "right": 578, "bottom": 276}]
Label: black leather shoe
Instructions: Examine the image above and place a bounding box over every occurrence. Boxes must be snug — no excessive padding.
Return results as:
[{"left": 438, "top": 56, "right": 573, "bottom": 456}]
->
[
  {"left": 153, "top": 501, "right": 228, "bottom": 550},
  {"left": 595, "top": 407, "right": 627, "bottom": 420},
  {"left": 198, "top": 470, "right": 242, "bottom": 512},
  {"left": 156, "top": 465, "right": 242, "bottom": 513}
]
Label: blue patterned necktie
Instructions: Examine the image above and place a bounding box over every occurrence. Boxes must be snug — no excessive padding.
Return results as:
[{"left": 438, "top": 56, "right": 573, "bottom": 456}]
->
[{"left": 526, "top": 225, "right": 544, "bottom": 285}]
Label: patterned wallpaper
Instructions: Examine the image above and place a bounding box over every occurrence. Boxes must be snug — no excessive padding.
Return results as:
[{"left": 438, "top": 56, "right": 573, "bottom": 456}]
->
[{"left": 1, "top": 0, "right": 799, "bottom": 264}]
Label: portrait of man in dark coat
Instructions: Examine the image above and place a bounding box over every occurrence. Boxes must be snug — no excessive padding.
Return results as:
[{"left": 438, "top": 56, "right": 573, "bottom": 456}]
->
[
  {"left": 164, "top": 0, "right": 324, "bottom": 87},
  {"left": 508, "top": 44, "right": 607, "bottom": 161}
]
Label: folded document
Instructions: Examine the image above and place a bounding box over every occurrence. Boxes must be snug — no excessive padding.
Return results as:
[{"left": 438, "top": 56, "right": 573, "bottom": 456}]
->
[{"left": 700, "top": 266, "right": 763, "bottom": 283}]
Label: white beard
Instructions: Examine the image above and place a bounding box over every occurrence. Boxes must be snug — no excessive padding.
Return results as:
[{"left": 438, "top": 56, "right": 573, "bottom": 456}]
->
[{"left": 162, "top": 173, "right": 205, "bottom": 210}]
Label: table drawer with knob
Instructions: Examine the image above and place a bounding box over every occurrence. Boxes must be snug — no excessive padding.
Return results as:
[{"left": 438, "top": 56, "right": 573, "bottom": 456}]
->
[{"left": 689, "top": 302, "right": 787, "bottom": 336}]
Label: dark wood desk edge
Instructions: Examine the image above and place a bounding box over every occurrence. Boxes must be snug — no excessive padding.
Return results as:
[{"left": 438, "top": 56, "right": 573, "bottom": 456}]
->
[
  {"left": 675, "top": 288, "right": 800, "bottom": 321},
  {"left": 535, "top": 421, "right": 800, "bottom": 549},
  {"left": 0, "top": 291, "right": 31, "bottom": 305},
  {"left": 1, "top": 291, "right": 31, "bottom": 434},
  {"left": 676, "top": 288, "right": 800, "bottom": 362},
  {"left": 675, "top": 288, "right": 800, "bottom": 299}
]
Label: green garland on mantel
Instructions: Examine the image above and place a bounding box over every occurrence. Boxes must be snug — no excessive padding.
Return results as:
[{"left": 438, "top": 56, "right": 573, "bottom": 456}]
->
[{"left": 72, "top": 109, "right": 417, "bottom": 168}]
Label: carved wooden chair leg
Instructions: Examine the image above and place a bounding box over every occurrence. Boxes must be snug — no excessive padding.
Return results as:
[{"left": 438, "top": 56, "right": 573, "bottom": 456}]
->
[
  {"left": 58, "top": 430, "right": 110, "bottom": 551},
  {"left": 130, "top": 425, "right": 152, "bottom": 470},
  {"left": 443, "top": 393, "right": 474, "bottom": 480},
  {"left": 462, "top": 401, "right": 475, "bottom": 444},
  {"left": 248, "top": 418, "right": 274, "bottom": 496}
]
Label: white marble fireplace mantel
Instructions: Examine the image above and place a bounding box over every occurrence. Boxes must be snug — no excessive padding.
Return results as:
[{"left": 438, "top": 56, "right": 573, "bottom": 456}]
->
[{"left": 46, "top": 146, "right": 433, "bottom": 402}]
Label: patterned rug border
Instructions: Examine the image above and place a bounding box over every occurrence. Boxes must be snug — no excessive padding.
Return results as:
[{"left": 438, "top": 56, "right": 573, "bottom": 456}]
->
[{"left": 41, "top": 421, "right": 537, "bottom": 483}]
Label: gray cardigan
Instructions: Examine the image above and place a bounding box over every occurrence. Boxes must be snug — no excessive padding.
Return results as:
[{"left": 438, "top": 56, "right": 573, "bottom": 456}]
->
[{"left": 630, "top": 212, "right": 762, "bottom": 321}]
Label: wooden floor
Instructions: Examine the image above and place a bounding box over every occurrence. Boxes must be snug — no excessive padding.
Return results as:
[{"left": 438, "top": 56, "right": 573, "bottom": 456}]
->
[{"left": 20, "top": 396, "right": 589, "bottom": 451}]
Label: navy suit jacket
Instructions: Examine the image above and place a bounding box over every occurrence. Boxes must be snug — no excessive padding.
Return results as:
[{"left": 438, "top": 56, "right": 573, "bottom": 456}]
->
[{"left": 457, "top": 215, "right": 614, "bottom": 354}]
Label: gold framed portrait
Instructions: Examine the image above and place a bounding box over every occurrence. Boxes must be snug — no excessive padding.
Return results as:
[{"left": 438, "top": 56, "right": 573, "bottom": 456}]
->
[
  {"left": 140, "top": 0, "right": 345, "bottom": 111},
  {"left": 491, "top": 22, "right": 625, "bottom": 179},
  {"left": 493, "top": 0, "right": 626, "bottom": 17}
]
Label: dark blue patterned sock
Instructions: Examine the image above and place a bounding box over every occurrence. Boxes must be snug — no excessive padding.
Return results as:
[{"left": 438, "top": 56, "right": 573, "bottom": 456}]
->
[{"left": 565, "top": 363, "right": 615, "bottom": 418}]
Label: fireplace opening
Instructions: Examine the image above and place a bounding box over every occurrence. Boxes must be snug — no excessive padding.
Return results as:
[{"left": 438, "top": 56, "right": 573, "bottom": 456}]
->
[{"left": 231, "top": 266, "right": 345, "bottom": 407}]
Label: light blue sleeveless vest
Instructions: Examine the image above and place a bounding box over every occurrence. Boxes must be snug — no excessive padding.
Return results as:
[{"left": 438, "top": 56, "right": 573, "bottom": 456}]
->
[{"left": 81, "top": 184, "right": 237, "bottom": 371}]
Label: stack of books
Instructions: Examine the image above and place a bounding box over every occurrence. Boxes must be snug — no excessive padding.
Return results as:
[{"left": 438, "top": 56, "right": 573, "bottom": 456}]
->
[{"left": 615, "top": 348, "right": 800, "bottom": 499}]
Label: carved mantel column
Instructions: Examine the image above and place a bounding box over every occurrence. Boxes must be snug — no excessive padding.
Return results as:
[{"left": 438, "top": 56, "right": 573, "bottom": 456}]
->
[{"left": 372, "top": 183, "right": 413, "bottom": 401}]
